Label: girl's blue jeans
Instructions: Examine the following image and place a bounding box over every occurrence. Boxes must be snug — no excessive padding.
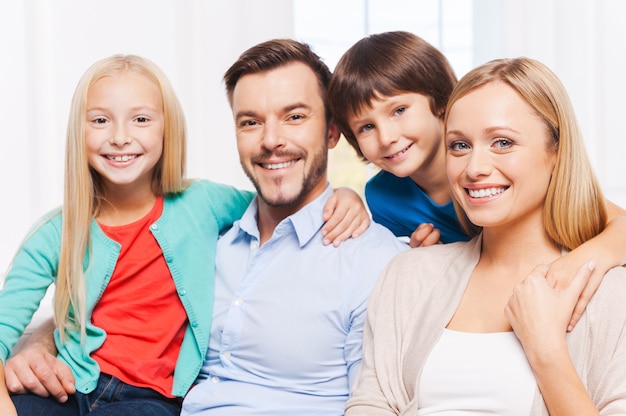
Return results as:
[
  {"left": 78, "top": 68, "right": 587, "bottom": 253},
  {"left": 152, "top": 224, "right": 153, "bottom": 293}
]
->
[{"left": 11, "top": 373, "right": 182, "bottom": 416}]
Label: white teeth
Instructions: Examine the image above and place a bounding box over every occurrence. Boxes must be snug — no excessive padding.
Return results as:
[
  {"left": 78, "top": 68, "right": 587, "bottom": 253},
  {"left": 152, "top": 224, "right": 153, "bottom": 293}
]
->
[
  {"left": 386, "top": 146, "right": 410, "bottom": 159},
  {"left": 468, "top": 187, "right": 506, "bottom": 198},
  {"left": 107, "top": 155, "right": 137, "bottom": 162},
  {"left": 262, "top": 160, "right": 297, "bottom": 170}
]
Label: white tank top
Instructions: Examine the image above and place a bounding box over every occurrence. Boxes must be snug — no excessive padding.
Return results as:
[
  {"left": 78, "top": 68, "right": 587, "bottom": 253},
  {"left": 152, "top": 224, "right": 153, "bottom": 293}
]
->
[{"left": 417, "top": 329, "right": 536, "bottom": 415}]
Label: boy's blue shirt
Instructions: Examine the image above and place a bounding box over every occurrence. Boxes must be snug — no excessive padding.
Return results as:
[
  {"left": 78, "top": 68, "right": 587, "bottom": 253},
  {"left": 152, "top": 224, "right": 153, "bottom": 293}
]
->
[{"left": 366, "top": 170, "right": 470, "bottom": 244}]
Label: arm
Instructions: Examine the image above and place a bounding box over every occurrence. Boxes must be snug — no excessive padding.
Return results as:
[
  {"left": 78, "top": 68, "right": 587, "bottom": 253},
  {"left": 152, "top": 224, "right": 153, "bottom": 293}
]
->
[
  {"left": 547, "top": 200, "right": 626, "bottom": 330},
  {"left": 0, "top": 365, "right": 17, "bottom": 416},
  {"left": 322, "top": 187, "right": 370, "bottom": 246},
  {"left": 4, "top": 318, "right": 75, "bottom": 402},
  {"left": 345, "top": 296, "right": 397, "bottom": 416},
  {"left": 345, "top": 260, "right": 407, "bottom": 416},
  {"left": 505, "top": 263, "right": 600, "bottom": 415}
]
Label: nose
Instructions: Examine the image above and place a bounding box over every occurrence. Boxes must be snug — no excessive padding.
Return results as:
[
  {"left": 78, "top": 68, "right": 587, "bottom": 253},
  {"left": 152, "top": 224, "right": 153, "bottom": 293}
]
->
[
  {"left": 261, "top": 119, "right": 285, "bottom": 150},
  {"left": 109, "top": 124, "right": 132, "bottom": 146},
  {"left": 465, "top": 146, "right": 492, "bottom": 179},
  {"left": 377, "top": 122, "right": 399, "bottom": 148}
]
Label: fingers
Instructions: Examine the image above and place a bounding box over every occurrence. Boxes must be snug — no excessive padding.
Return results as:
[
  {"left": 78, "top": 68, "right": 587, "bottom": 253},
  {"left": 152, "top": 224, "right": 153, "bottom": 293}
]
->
[
  {"left": 323, "top": 210, "right": 369, "bottom": 246},
  {"left": 321, "top": 191, "right": 370, "bottom": 246},
  {"left": 409, "top": 223, "right": 441, "bottom": 248},
  {"left": 4, "top": 351, "right": 75, "bottom": 402},
  {"left": 567, "top": 261, "right": 597, "bottom": 331},
  {"left": 505, "top": 264, "right": 550, "bottom": 320},
  {"left": 5, "top": 354, "right": 48, "bottom": 396},
  {"left": 565, "top": 261, "right": 595, "bottom": 297},
  {"left": 321, "top": 193, "right": 338, "bottom": 222},
  {"left": 53, "top": 358, "right": 76, "bottom": 398}
]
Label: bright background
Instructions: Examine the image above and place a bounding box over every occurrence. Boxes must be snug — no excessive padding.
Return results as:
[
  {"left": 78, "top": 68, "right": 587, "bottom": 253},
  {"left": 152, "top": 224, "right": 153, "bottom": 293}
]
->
[{"left": 2, "top": 0, "right": 625, "bottom": 274}]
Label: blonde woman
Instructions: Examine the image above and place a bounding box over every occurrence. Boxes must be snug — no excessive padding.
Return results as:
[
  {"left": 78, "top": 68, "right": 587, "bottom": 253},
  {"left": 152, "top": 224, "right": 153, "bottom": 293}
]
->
[{"left": 346, "top": 57, "right": 626, "bottom": 415}]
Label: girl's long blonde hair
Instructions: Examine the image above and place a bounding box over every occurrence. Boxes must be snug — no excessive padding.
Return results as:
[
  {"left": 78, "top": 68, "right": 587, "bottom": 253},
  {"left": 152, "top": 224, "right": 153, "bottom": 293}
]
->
[
  {"left": 56, "top": 54, "right": 187, "bottom": 342},
  {"left": 445, "top": 57, "right": 606, "bottom": 250}
]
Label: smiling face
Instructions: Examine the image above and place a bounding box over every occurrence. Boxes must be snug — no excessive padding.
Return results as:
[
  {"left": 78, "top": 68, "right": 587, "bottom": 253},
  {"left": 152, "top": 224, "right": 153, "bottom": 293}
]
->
[
  {"left": 445, "top": 81, "right": 557, "bottom": 231},
  {"left": 348, "top": 92, "right": 443, "bottom": 179},
  {"left": 232, "top": 62, "right": 338, "bottom": 213},
  {"left": 85, "top": 71, "right": 164, "bottom": 196}
]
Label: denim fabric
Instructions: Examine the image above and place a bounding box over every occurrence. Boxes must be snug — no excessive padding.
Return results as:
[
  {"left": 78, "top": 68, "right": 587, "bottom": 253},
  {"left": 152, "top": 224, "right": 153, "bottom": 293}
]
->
[{"left": 12, "top": 373, "right": 181, "bottom": 415}]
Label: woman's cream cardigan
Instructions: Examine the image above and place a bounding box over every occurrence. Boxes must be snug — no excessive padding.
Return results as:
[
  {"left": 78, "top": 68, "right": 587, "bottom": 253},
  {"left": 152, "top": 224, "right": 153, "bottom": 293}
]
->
[{"left": 346, "top": 236, "right": 626, "bottom": 415}]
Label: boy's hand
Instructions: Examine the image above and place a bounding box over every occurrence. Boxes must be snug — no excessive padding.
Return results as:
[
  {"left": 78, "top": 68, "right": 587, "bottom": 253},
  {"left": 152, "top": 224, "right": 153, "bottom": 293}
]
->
[
  {"left": 409, "top": 223, "right": 441, "bottom": 248},
  {"left": 546, "top": 256, "right": 604, "bottom": 331},
  {"left": 322, "top": 188, "right": 370, "bottom": 246}
]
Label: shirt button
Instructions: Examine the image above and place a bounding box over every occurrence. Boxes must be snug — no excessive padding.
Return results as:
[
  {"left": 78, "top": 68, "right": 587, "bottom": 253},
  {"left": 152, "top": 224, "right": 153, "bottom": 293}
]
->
[
  {"left": 223, "top": 351, "right": 231, "bottom": 359},
  {"left": 178, "top": 289, "right": 187, "bottom": 296},
  {"left": 234, "top": 299, "right": 243, "bottom": 306},
  {"left": 211, "top": 376, "right": 219, "bottom": 384},
  {"left": 150, "top": 224, "right": 158, "bottom": 230},
  {"left": 191, "top": 321, "right": 198, "bottom": 328}
]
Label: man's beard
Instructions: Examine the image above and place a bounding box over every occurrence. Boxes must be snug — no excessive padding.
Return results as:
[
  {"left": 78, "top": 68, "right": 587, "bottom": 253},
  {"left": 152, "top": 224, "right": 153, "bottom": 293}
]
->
[{"left": 243, "top": 145, "right": 328, "bottom": 207}]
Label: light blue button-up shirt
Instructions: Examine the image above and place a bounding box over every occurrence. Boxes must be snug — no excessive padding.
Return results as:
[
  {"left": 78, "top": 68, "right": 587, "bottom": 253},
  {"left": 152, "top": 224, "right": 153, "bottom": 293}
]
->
[{"left": 182, "top": 185, "right": 408, "bottom": 415}]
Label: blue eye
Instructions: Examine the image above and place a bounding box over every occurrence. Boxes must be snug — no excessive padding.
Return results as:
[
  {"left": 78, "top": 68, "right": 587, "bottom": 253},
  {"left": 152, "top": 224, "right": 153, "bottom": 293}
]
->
[
  {"left": 394, "top": 106, "right": 406, "bottom": 116},
  {"left": 359, "top": 123, "right": 374, "bottom": 133},
  {"left": 448, "top": 141, "right": 470, "bottom": 151},
  {"left": 493, "top": 138, "right": 513, "bottom": 149}
]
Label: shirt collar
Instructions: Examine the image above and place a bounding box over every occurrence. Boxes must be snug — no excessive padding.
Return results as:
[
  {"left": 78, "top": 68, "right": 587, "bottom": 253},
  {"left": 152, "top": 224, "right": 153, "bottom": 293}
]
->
[{"left": 235, "top": 184, "right": 333, "bottom": 247}]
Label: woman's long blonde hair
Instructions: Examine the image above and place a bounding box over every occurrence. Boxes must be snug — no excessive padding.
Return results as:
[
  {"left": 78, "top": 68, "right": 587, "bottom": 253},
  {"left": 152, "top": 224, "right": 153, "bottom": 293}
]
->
[
  {"left": 444, "top": 57, "right": 606, "bottom": 250},
  {"left": 56, "top": 54, "right": 187, "bottom": 342}
]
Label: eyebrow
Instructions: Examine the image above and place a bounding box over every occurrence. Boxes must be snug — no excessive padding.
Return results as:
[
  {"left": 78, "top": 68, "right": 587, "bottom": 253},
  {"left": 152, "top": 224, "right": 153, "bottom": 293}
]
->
[
  {"left": 86, "top": 105, "right": 161, "bottom": 113},
  {"left": 446, "top": 125, "right": 521, "bottom": 137},
  {"left": 483, "top": 125, "right": 521, "bottom": 135},
  {"left": 235, "top": 102, "right": 312, "bottom": 120},
  {"left": 234, "top": 110, "right": 258, "bottom": 120}
]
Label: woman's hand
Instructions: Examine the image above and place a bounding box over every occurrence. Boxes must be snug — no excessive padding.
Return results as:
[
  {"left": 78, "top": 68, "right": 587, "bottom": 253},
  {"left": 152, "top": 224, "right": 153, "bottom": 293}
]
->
[{"left": 505, "top": 261, "right": 594, "bottom": 360}]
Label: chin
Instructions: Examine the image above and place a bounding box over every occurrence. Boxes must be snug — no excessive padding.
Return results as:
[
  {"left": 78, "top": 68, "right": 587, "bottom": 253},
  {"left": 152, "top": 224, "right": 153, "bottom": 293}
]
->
[{"left": 258, "top": 187, "right": 304, "bottom": 207}]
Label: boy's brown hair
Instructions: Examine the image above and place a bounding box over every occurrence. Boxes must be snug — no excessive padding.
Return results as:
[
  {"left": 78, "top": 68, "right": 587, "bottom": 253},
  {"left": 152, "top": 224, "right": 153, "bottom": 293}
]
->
[{"left": 328, "top": 31, "right": 457, "bottom": 160}]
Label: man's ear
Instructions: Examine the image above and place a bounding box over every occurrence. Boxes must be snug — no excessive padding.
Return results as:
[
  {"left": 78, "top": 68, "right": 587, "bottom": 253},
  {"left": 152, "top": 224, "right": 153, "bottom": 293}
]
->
[{"left": 327, "top": 122, "right": 341, "bottom": 149}]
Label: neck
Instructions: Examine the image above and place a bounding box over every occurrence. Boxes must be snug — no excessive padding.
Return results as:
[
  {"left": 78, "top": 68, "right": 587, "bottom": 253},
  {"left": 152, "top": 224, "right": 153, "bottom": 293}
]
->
[
  {"left": 479, "top": 216, "right": 561, "bottom": 275},
  {"left": 408, "top": 139, "right": 451, "bottom": 205},
  {"left": 97, "top": 184, "right": 158, "bottom": 226}
]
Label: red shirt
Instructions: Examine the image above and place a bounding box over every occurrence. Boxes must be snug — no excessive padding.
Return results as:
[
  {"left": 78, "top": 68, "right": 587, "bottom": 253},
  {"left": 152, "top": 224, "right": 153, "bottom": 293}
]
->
[{"left": 92, "top": 196, "right": 187, "bottom": 397}]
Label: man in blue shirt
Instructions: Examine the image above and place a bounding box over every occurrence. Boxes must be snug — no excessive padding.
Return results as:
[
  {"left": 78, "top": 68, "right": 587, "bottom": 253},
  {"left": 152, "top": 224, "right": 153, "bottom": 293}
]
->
[{"left": 180, "top": 39, "right": 407, "bottom": 415}]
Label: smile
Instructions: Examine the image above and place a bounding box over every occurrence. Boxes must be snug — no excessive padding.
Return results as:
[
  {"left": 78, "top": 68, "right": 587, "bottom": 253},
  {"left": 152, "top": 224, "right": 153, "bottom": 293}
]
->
[
  {"left": 467, "top": 187, "right": 507, "bottom": 198},
  {"left": 261, "top": 160, "right": 299, "bottom": 170},
  {"left": 106, "top": 155, "right": 138, "bottom": 162},
  {"left": 385, "top": 144, "right": 412, "bottom": 159}
]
